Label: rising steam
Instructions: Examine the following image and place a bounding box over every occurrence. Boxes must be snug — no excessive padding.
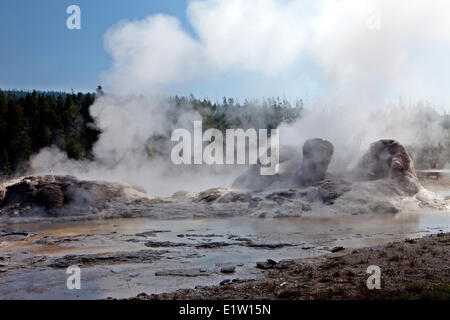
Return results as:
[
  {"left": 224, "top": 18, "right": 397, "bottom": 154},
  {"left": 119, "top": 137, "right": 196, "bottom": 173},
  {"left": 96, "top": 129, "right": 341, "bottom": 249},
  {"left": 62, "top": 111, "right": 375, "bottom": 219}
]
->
[{"left": 30, "top": 0, "right": 450, "bottom": 196}]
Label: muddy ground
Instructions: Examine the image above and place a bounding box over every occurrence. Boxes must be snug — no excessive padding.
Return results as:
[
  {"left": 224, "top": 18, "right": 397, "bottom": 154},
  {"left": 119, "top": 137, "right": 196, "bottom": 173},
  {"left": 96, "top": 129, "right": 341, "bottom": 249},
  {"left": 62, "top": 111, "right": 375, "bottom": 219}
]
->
[
  {"left": 133, "top": 232, "right": 450, "bottom": 300},
  {"left": 0, "top": 212, "right": 448, "bottom": 299}
]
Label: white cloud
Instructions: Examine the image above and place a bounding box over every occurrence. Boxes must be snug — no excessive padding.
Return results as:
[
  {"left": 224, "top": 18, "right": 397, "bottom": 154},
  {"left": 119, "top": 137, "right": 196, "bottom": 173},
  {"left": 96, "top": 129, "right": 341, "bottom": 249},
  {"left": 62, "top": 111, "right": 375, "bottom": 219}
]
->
[
  {"left": 187, "top": 0, "right": 310, "bottom": 75},
  {"left": 100, "top": 0, "right": 450, "bottom": 109},
  {"left": 101, "top": 0, "right": 315, "bottom": 95},
  {"left": 102, "top": 14, "right": 206, "bottom": 94},
  {"left": 309, "top": 0, "right": 450, "bottom": 107}
]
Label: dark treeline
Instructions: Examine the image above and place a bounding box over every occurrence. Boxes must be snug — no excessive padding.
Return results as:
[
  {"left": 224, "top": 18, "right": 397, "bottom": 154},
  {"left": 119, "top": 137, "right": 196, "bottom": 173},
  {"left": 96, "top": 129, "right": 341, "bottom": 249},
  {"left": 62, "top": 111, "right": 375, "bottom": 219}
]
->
[
  {"left": 1, "top": 87, "right": 449, "bottom": 176},
  {"left": 169, "top": 95, "right": 303, "bottom": 131},
  {"left": 0, "top": 89, "right": 303, "bottom": 176},
  {"left": 0, "top": 89, "right": 100, "bottom": 175}
]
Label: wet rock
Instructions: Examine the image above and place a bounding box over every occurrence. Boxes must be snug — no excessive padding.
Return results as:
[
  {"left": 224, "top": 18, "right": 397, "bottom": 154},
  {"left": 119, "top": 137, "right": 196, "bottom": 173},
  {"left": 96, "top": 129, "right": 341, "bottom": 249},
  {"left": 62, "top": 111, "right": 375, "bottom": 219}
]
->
[
  {"left": 0, "top": 230, "right": 33, "bottom": 241},
  {"left": 220, "top": 265, "right": 236, "bottom": 273},
  {"left": 1, "top": 179, "right": 36, "bottom": 207},
  {"left": 136, "top": 231, "right": 157, "bottom": 238},
  {"left": 217, "top": 192, "right": 252, "bottom": 203},
  {"left": 352, "top": 139, "right": 421, "bottom": 195},
  {"left": 256, "top": 259, "right": 278, "bottom": 269},
  {"left": 265, "top": 190, "right": 298, "bottom": 203},
  {"left": 0, "top": 175, "right": 149, "bottom": 217},
  {"left": 31, "top": 256, "right": 47, "bottom": 264},
  {"left": 144, "top": 241, "right": 187, "bottom": 248},
  {"left": 231, "top": 145, "right": 302, "bottom": 191},
  {"left": 49, "top": 249, "right": 169, "bottom": 268},
  {"left": 185, "top": 234, "right": 223, "bottom": 238},
  {"left": 246, "top": 242, "right": 296, "bottom": 249},
  {"left": 331, "top": 246, "right": 345, "bottom": 253},
  {"left": 232, "top": 278, "right": 248, "bottom": 283},
  {"left": 256, "top": 211, "right": 267, "bottom": 218},
  {"left": 33, "top": 235, "right": 86, "bottom": 245},
  {"left": 229, "top": 236, "right": 252, "bottom": 242},
  {"left": 126, "top": 238, "right": 142, "bottom": 243},
  {"left": 195, "top": 188, "right": 228, "bottom": 203},
  {"left": 367, "top": 201, "right": 399, "bottom": 214},
  {"left": 36, "top": 184, "right": 65, "bottom": 209},
  {"left": 298, "top": 139, "right": 334, "bottom": 186},
  {"left": 313, "top": 179, "right": 351, "bottom": 204},
  {"left": 301, "top": 203, "right": 312, "bottom": 211},
  {"left": 155, "top": 268, "right": 212, "bottom": 277},
  {"left": 0, "top": 230, "right": 29, "bottom": 237},
  {"left": 195, "top": 242, "right": 232, "bottom": 249},
  {"left": 256, "top": 262, "right": 273, "bottom": 269},
  {"left": 136, "top": 230, "right": 171, "bottom": 238}
]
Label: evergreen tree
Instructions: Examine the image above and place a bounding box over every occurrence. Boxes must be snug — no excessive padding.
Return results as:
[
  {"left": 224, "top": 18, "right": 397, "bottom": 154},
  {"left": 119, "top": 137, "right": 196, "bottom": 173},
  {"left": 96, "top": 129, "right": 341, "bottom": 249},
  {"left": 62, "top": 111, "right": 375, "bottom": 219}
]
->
[
  {"left": 0, "top": 90, "right": 10, "bottom": 174},
  {"left": 0, "top": 89, "right": 307, "bottom": 175},
  {"left": 5, "top": 98, "right": 32, "bottom": 171}
]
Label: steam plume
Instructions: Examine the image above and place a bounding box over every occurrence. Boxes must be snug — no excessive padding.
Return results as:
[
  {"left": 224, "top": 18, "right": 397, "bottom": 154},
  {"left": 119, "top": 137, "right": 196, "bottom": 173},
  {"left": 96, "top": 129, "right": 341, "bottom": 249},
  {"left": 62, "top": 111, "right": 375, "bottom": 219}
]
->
[{"left": 30, "top": 0, "right": 450, "bottom": 195}]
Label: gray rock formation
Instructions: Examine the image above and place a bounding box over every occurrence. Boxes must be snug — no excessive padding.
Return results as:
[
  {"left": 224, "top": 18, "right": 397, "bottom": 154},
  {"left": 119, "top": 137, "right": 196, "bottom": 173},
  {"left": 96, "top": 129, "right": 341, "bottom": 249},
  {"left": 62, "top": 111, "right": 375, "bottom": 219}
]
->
[
  {"left": 0, "top": 139, "right": 442, "bottom": 222},
  {"left": 231, "top": 139, "right": 333, "bottom": 191},
  {"left": 352, "top": 139, "right": 421, "bottom": 195},
  {"left": 298, "top": 138, "right": 334, "bottom": 186},
  {"left": 0, "top": 175, "right": 124, "bottom": 210},
  {"left": 230, "top": 165, "right": 276, "bottom": 192},
  {"left": 0, "top": 175, "right": 153, "bottom": 218},
  {"left": 231, "top": 144, "right": 302, "bottom": 191}
]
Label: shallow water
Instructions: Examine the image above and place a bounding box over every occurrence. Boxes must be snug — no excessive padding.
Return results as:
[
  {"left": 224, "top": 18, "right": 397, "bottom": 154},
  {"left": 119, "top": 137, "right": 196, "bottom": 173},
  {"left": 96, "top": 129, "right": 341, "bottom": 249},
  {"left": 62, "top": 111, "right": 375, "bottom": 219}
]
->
[{"left": 0, "top": 208, "right": 449, "bottom": 300}]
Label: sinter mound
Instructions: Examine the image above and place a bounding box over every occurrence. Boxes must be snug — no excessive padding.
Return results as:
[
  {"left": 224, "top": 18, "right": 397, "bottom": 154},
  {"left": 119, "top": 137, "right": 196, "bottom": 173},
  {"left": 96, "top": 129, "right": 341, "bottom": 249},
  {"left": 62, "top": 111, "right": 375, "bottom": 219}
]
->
[
  {"left": 1, "top": 139, "right": 445, "bottom": 220},
  {"left": 0, "top": 175, "right": 152, "bottom": 218}
]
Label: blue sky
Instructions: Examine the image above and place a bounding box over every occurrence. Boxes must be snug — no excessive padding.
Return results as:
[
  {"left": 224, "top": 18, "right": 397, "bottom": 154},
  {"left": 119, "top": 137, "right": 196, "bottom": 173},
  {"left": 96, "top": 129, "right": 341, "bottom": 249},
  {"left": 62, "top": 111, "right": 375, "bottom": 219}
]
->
[
  {"left": 0, "top": 0, "right": 190, "bottom": 93},
  {"left": 0, "top": 0, "right": 323, "bottom": 102}
]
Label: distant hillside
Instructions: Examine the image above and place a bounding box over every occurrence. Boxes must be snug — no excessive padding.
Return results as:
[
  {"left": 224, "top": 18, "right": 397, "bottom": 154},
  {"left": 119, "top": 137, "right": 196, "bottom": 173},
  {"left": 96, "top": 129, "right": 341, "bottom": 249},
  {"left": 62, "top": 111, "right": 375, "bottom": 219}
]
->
[{"left": 2, "top": 89, "right": 73, "bottom": 99}]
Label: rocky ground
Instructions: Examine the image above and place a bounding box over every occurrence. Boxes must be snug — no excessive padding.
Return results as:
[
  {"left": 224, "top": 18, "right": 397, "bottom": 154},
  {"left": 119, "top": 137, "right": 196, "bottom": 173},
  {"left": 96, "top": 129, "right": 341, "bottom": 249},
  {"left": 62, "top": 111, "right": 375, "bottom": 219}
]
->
[
  {"left": 1, "top": 174, "right": 448, "bottom": 224},
  {"left": 0, "top": 139, "right": 449, "bottom": 223},
  {"left": 0, "top": 140, "right": 448, "bottom": 224},
  {"left": 132, "top": 232, "right": 450, "bottom": 300}
]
